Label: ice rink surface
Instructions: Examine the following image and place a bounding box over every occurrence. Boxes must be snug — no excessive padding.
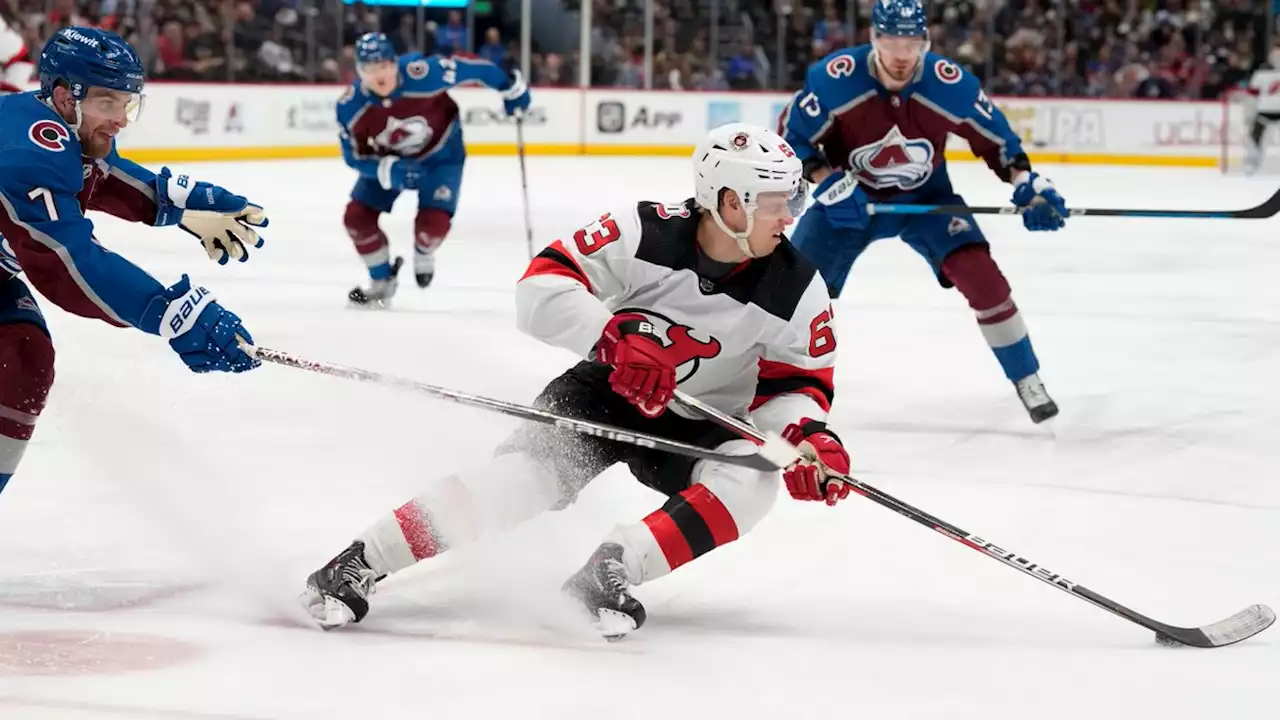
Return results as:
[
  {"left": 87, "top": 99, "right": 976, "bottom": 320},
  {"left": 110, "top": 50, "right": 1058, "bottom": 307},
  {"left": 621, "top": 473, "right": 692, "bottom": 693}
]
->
[{"left": 0, "top": 156, "right": 1276, "bottom": 719}]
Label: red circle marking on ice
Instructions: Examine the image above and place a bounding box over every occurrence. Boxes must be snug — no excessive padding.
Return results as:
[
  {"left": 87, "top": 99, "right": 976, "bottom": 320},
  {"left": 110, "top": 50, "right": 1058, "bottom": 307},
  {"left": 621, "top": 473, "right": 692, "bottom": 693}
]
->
[{"left": 0, "top": 630, "right": 202, "bottom": 676}]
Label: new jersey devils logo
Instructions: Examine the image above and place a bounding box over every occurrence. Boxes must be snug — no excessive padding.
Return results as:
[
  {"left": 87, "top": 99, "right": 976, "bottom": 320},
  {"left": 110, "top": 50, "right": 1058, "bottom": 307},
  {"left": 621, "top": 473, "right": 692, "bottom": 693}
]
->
[
  {"left": 847, "top": 125, "right": 936, "bottom": 190},
  {"left": 372, "top": 115, "right": 434, "bottom": 155},
  {"left": 616, "top": 308, "right": 722, "bottom": 382}
]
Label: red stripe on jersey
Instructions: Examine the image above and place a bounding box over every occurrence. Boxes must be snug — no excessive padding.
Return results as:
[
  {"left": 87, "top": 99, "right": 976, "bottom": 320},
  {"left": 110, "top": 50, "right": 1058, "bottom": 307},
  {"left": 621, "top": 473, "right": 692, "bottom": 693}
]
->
[
  {"left": 83, "top": 173, "right": 162, "bottom": 225},
  {"left": 519, "top": 240, "right": 593, "bottom": 293},
  {"left": 750, "top": 358, "right": 835, "bottom": 412},
  {"left": 393, "top": 500, "right": 441, "bottom": 561},
  {"left": 0, "top": 217, "right": 129, "bottom": 328},
  {"left": 679, "top": 484, "right": 739, "bottom": 548},
  {"left": 2, "top": 46, "right": 28, "bottom": 69},
  {"left": 642, "top": 506, "right": 693, "bottom": 571}
]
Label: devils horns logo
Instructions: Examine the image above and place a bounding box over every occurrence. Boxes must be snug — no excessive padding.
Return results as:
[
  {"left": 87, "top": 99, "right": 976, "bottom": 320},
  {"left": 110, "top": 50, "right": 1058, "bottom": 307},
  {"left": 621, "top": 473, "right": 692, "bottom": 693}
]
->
[{"left": 615, "top": 308, "right": 722, "bottom": 382}]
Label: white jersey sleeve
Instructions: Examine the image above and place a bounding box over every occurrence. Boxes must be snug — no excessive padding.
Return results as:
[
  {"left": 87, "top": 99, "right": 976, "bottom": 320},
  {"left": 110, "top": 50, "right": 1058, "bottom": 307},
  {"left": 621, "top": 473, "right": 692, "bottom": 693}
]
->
[
  {"left": 0, "top": 18, "right": 31, "bottom": 93},
  {"left": 515, "top": 205, "right": 643, "bottom": 358},
  {"left": 749, "top": 272, "right": 838, "bottom": 435},
  {"left": 1249, "top": 69, "right": 1280, "bottom": 114}
]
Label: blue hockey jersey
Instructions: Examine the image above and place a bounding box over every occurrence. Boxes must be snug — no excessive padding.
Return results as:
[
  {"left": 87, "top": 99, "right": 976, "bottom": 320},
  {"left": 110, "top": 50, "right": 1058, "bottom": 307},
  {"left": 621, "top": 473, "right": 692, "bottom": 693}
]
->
[
  {"left": 779, "top": 45, "right": 1028, "bottom": 198},
  {"left": 337, "top": 52, "right": 516, "bottom": 175},
  {"left": 0, "top": 91, "right": 174, "bottom": 333}
]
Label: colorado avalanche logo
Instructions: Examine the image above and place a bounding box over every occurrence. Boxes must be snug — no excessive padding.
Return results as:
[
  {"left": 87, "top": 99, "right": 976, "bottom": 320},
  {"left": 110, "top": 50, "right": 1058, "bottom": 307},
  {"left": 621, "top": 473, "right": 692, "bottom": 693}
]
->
[
  {"left": 847, "top": 126, "right": 936, "bottom": 190},
  {"left": 614, "top": 308, "right": 722, "bottom": 382},
  {"left": 28, "top": 120, "right": 71, "bottom": 152},
  {"left": 372, "top": 115, "right": 434, "bottom": 155}
]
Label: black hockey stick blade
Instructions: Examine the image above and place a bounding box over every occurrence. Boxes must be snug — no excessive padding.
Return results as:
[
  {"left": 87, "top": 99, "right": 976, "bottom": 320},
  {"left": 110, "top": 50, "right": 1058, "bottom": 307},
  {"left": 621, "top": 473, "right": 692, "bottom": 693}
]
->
[
  {"left": 245, "top": 345, "right": 784, "bottom": 472},
  {"left": 868, "top": 184, "right": 1280, "bottom": 220}
]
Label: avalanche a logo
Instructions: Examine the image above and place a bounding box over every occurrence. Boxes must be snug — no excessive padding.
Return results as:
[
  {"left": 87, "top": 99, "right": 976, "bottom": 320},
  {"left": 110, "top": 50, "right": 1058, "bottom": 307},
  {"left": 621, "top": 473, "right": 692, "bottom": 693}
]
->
[
  {"left": 614, "top": 308, "right": 722, "bottom": 382},
  {"left": 847, "top": 125, "right": 936, "bottom": 190},
  {"left": 372, "top": 116, "right": 434, "bottom": 155}
]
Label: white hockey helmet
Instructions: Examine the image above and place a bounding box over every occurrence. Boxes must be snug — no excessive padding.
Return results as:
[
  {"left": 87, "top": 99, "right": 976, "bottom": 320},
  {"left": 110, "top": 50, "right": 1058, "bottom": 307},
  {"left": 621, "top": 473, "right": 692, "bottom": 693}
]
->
[{"left": 693, "top": 122, "right": 806, "bottom": 257}]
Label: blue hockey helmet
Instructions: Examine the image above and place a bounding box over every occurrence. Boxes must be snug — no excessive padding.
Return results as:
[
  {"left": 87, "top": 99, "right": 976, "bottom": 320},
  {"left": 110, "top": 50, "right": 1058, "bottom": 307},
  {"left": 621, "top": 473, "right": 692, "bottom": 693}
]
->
[
  {"left": 871, "top": 0, "right": 928, "bottom": 38},
  {"left": 354, "top": 32, "right": 397, "bottom": 67},
  {"left": 38, "top": 26, "right": 145, "bottom": 101}
]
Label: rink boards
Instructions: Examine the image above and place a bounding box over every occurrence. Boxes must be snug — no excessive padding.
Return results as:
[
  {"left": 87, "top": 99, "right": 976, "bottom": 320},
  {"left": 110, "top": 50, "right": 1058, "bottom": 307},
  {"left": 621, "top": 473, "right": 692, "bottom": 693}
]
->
[{"left": 115, "top": 83, "right": 1242, "bottom": 167}]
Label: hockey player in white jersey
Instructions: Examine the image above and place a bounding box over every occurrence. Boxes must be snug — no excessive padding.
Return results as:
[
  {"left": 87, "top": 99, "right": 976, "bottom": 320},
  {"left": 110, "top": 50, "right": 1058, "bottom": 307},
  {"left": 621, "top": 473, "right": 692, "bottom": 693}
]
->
[
  {"left": 1244, "top": 66, "right": 1280, "bottom": 173},
  {"left": 0, "top": 5, "right": 33, "bottom": 93},
  {"left": 301, "top": 123, "right": 853, "bottom": 638}
]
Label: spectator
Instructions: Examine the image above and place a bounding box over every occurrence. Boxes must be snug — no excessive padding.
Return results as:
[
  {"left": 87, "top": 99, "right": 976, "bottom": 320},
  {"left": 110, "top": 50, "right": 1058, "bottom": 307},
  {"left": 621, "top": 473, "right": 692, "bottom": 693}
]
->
[
  {"left": 11, "top": 0, "right": 1273, "bottom": 98},
  {"left": 436, "top": 9, "right": 465, "bottom": 54},
  {"left": 479, "top": 26, "right": 504, "bottom": 67},
  {"left": 153, "top": 19, "right": 184, "bottom": 76},
  {"left": 726, "top": 39, "right": 758, "bottom": 90}
]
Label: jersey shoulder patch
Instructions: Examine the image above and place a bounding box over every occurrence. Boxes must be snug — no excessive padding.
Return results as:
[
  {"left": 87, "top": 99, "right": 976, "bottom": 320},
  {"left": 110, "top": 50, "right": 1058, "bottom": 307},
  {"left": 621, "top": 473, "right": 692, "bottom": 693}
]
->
[
  {"left": 405, "top": 57, "right": 429, "bottom": 81},
  {"left": 335, "top": 82, "right": 370, "bottom": 125},
  {"left": 915, "top": 53, "right": 979, "bottom": 100},
  {"left": 0, "top": 94, "right": 81, "bottom": 188},
  {"left": 27, "top": 119, "right": 71, "bottom": 152}
]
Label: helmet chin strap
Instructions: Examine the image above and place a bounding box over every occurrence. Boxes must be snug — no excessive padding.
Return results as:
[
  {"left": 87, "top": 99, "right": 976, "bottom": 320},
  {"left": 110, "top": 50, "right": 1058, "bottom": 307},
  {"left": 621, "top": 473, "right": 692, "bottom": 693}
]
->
[
  {"left": 710, "top": 205, "right": 758, "bottom": 259},
  {"left": 38, "top": 96, "right": 83, "bottom": 132}
]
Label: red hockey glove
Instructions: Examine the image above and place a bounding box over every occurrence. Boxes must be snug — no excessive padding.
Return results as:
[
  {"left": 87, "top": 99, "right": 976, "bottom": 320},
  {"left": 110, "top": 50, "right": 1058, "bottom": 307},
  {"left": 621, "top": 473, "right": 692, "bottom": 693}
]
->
[
  {"left": 781, "top": 419, "right": 853, "bottom": 506},
  {"left": 596, "top": 314, "right": 677, "bottom": 418}
]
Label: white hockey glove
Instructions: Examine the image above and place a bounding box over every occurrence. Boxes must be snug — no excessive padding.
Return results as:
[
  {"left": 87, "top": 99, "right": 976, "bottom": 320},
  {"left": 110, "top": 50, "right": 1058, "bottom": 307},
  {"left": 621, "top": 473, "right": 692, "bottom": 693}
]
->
[
  {"left": 155, "top": 167, "right": 270, "bottom": 265},
  {"left": 180, "top": 205, "right": 269, "bottom": 265}
]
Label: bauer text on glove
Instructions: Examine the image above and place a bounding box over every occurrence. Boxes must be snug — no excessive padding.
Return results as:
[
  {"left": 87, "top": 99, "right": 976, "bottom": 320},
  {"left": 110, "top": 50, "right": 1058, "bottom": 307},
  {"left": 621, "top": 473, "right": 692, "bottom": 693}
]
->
[
  {"left": 595, "top": 313, "right": 678, "bottom": 418},
  {"left": 154, "top": 167, "right": 268, "bottom": 264}
]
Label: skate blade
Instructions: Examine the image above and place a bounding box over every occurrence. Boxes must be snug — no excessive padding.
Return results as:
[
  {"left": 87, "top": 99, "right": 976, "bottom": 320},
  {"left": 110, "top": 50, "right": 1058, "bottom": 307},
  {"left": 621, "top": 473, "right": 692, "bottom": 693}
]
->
[
  {"left": 347, "top": 299, "right": 394, "bottom": 311},
  {"left": 594, "top": 608, "right": 638, "bottom": 641},
  {"left": 299, "top": 587, "right": 357, "bottom": 631}
]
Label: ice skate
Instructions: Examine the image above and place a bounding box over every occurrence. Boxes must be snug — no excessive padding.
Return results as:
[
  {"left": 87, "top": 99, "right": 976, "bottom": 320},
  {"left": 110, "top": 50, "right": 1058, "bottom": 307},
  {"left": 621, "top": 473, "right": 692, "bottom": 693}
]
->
[
  {"left": 348, "top": 256, "right": 403, "bottom": 308},
  {"left": 301, "top": 540, "right": 382, "bottom": 630},
  {"left": 1015, "top": 372, "right": 1058, "bottom": 424},
  {"left": 413, "top": 248, "right": 436, "bottom": 288},
  {"left": 562, "top": 543, "right": 646, "bottom": 640}
]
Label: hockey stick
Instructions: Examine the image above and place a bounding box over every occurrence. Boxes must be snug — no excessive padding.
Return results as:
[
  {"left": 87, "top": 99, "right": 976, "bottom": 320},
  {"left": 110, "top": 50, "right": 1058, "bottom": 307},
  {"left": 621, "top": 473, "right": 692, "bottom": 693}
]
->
[
  {"left": 867, "top": 185, "right": 1280, "bottom": 220},
  {"left": 671, "top": 389, "right": 1276, "bottom": 648},
  {"left": 514, "top": 113, "right": 535, "bottom": 260},
  {"left": 244, "top": 345, "right": 787, "bottom": 472}
]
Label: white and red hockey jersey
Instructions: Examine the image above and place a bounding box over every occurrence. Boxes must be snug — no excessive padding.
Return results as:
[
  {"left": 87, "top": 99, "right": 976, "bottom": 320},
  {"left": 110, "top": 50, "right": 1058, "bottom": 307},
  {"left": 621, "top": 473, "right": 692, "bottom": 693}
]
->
[
  {"left": 516, "top": 198, "right": 837, "bottom": 434},
  {"left": 0, "top": 16, "right": 31, "bottom": 93}
]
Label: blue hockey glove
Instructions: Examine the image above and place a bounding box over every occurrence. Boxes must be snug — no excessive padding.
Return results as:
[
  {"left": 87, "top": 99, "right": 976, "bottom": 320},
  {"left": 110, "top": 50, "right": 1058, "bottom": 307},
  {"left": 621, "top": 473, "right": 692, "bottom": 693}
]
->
[
  {"left": 501, "top": 69, "right": 531, "bottom": 116},
  {"left": 155, "top": 275, "right": 259, "bottom": 373},
  {"left": 154, "top": 168, "right": 269, "bottom": 265},
  {"left": 376, "top": 157, "right": 421, "bottom": 191},
  {"left": 1011, "top": 171, "right": 1067, "bottom": 232},
  {"left": 812, "top": 170, "right": 870, "bottom": 231}
]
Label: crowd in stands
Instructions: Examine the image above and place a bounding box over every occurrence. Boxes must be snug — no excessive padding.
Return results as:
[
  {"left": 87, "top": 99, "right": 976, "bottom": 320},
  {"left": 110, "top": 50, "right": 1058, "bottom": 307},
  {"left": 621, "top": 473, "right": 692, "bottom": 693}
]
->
[{"left": 3, "top": 0, "right": 1275, "bottom": 99}]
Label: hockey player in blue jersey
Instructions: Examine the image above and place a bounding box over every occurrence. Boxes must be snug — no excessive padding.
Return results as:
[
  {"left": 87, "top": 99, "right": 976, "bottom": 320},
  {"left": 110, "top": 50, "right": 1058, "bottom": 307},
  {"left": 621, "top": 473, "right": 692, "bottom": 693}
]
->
[
  {"left": 0, "top": 27, "right": 268, "bottom": 495},
  {"left": 780, "top": 0, "right": 1068, "bottom": 423},
  {"left": 338, "top": 32, "right": 531, "bottom": 307}
]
